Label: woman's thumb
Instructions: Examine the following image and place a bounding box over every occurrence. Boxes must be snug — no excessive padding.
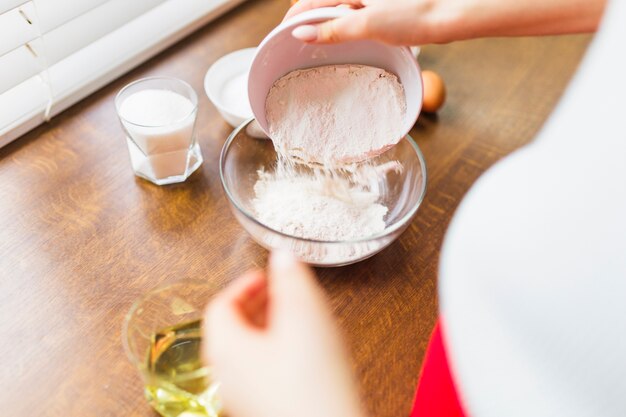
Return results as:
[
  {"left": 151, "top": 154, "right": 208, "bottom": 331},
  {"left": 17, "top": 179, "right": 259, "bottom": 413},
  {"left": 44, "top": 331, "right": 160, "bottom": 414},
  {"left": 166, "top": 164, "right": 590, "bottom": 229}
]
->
[{"left": 292, "top": 13, "right": 369, "bottom": 43}]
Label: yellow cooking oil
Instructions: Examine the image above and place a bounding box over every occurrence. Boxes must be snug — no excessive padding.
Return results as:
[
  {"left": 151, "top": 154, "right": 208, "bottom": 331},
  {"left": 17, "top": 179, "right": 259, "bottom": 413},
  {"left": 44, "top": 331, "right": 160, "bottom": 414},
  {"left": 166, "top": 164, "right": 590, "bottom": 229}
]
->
[{"left": 144, "top": 319, "right": 222, "bottom": 417}]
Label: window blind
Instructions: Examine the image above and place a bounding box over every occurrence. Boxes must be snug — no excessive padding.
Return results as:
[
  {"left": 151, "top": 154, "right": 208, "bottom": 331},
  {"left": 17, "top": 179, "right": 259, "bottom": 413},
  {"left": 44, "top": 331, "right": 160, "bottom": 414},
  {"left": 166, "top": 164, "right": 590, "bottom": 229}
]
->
[{"left": 0, "top": 0, "right": 248, "bottom": 148}]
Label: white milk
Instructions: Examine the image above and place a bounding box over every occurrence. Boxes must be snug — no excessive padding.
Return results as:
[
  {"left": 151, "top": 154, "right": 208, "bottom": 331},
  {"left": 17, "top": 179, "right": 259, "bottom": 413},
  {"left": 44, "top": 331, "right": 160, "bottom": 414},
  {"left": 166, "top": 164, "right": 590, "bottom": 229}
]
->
[{"left": 119, "top": 89, "right": 196, "bottom": 180}]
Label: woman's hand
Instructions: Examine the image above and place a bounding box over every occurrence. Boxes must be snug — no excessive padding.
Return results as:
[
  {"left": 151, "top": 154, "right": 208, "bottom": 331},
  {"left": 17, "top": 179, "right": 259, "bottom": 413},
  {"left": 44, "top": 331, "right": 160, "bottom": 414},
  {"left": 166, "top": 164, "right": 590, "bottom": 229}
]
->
[
  {"left": 287, "top": 0, "right": 460, "bottom": 45},
  {"left": 203, "top": 251, "right": 365, "bottom": 417},
  {"left": 286, "top": 0, "right": 605, "bottom": 45}
]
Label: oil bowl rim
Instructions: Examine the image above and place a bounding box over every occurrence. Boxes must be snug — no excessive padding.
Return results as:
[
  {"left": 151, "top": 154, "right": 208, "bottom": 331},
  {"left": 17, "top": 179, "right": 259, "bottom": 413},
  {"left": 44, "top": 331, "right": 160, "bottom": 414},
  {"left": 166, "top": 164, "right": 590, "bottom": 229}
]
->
[{"left": 219, "top": 118, "right": 428, "bottom": 245}]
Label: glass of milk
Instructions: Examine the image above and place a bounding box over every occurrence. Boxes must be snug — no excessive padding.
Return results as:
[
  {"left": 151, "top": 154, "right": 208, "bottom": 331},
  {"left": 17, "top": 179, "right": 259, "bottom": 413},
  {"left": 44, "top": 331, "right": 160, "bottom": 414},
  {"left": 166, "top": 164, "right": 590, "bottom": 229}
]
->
[{"left": 115, "top": 77, "right": 203, "bottom": 185}]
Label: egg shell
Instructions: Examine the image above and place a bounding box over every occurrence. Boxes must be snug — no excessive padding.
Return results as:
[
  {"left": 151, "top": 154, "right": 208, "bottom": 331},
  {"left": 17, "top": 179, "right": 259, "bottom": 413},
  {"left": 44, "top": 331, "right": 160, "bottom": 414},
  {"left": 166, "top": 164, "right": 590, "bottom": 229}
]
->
[{"left": 421, "top": 70, "right": 446, "bottom": 113}]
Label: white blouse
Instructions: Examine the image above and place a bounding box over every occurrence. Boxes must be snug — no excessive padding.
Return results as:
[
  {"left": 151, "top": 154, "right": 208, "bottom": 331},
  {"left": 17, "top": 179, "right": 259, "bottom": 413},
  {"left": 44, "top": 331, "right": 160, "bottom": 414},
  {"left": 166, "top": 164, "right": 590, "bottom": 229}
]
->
[{"left": 439, "top": 0, "right": 626, "bottom": 415}]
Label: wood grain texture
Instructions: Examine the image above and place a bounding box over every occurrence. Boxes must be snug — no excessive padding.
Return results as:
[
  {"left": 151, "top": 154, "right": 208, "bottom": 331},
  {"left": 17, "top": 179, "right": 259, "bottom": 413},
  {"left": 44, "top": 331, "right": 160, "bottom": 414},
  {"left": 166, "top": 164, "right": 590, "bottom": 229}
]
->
[{"left": 0, "top": 0, "right": 590, "bottom": 416}]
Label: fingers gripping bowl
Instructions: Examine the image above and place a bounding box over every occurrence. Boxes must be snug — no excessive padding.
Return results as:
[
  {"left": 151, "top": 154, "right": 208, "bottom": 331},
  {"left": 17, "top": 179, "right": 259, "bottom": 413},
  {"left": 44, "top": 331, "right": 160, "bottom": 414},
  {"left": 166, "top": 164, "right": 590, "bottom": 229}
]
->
[{"left": 220, "top": 119, "right": 427, "bottom": 267}]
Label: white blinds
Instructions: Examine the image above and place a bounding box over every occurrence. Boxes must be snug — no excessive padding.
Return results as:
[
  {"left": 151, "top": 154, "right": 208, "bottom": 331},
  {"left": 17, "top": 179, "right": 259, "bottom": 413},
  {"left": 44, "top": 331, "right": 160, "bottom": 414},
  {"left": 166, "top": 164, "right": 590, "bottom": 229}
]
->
[{"left": 0, "top": 0, "right": 247, "bottom": 147}]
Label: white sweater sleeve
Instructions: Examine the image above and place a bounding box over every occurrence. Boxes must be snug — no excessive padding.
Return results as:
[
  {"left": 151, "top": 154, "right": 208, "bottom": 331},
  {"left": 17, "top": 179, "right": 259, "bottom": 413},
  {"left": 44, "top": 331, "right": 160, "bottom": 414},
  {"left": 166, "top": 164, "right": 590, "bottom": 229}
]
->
[{"left": 439, "top": 0, "right": 626, "bottom": 416}]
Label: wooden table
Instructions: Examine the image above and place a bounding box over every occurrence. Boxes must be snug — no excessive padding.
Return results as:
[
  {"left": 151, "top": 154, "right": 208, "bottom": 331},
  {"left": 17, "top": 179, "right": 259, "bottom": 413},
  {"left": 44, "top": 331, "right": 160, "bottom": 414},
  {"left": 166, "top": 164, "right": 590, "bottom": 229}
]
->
[{"left": 0, "top": 1, "right": 590, "bottom": 416}]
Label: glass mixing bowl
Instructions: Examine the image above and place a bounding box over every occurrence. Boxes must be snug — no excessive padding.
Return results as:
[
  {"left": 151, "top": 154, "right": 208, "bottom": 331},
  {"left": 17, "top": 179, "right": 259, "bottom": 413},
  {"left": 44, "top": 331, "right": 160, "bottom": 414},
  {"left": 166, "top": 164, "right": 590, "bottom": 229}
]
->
[{"left": 219, "top": 119, "right": 427, "bottom": 267}]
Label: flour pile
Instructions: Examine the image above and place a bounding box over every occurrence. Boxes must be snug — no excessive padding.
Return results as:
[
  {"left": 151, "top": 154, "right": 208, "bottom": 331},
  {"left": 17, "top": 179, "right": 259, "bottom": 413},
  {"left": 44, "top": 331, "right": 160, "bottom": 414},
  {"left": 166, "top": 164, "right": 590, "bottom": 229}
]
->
[
  {"left": 253, "top": 64, "right": 407, "bottom": 244},
  {"left": 266, "top": 65, "right": 406, "bottom": 165},
  {"left": 253, "top": 165, "right": 391, "bottom": 241}
]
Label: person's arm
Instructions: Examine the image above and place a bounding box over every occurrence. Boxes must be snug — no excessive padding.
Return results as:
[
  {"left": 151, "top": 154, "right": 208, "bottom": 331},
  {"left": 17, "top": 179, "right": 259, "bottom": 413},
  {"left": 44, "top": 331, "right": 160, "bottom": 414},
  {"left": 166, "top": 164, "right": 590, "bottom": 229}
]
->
[
  {"left": 286, "top": 0, "right": 606, "bottom": 45},
  {"left": 203, "top": 251, "right": 365, "bottom": 417}
]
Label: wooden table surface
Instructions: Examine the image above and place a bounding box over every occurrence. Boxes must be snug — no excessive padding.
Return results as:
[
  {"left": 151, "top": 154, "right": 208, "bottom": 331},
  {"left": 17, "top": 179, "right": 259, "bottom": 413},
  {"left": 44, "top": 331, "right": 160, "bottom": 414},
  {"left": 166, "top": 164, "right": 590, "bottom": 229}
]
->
[{"left": 0, "top": 1, "right": 590, "bottom": 416}]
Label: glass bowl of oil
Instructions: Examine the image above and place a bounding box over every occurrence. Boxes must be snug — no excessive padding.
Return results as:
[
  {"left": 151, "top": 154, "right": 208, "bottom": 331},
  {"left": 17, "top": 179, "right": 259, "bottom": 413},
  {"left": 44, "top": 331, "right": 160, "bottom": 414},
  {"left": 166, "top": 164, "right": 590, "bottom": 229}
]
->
[{"left": 123, "top": 280, "right": 221, "bottom": 417}]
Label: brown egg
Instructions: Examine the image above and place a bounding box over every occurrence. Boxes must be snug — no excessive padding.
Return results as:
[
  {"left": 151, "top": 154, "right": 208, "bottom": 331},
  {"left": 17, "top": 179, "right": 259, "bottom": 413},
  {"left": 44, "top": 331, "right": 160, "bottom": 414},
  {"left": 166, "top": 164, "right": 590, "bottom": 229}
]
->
[{"left": 421, "top": 70, "right": 446, "bottom": 113}]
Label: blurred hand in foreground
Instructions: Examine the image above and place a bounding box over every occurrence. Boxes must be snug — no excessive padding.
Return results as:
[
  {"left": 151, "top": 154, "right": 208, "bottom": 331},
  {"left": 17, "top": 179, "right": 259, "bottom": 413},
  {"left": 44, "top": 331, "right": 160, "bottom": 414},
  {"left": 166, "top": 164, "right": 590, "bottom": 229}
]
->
[{"left": 203, "top": 251, "right": 365, "bottom": 417}]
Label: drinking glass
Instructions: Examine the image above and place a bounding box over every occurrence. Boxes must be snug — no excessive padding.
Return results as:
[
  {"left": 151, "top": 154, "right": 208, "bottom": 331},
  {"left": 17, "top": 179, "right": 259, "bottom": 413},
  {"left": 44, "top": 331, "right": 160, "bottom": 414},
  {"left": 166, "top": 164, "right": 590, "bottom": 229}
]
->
[
  {"left": 115, "top": 77, "right": 203, "bottom": 185},
  {"left": 123, "top": 280, "right": 221, "bottom": 417}
]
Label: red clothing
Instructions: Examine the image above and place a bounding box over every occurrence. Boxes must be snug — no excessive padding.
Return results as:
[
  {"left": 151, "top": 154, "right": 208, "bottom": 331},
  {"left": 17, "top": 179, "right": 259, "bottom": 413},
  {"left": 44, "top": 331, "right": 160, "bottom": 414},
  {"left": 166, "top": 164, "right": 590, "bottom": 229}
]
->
[{"left": 411, "top": 321, "right": 466, "bottom": 417}]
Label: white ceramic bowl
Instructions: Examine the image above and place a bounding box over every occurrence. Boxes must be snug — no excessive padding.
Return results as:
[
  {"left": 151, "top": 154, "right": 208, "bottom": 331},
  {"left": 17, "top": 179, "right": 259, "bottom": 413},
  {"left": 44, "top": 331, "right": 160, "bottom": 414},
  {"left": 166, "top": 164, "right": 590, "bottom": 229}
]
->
[
  {"left": 204, "top": 47, "right": 255, "bottom": 127},
  {"left": 248, "top": 7, "right": 422, "bottom": 140}
]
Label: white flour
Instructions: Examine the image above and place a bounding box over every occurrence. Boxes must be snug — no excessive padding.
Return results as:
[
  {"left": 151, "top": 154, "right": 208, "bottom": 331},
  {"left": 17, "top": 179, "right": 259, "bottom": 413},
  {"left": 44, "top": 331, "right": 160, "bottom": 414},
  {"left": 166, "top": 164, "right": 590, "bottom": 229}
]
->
[
  {"left": 252, "top": 160, "right": 403, "bottom": 242},
  {"left": 266, "top": 65, "right": 406, "bottom": 165},
  {"left": 254, "top": 64, "right": 406, "bottom": 245},
  {"left": 253, "top": 166, "right": 388, "bottom": 241}
]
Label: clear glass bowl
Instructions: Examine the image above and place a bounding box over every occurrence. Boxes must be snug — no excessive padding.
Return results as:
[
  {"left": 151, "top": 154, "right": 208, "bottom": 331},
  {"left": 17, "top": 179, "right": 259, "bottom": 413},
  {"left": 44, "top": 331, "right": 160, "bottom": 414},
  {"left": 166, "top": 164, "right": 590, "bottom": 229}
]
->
[{"left": 219, "top": 119, "right": 427, "bottom": 267}]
